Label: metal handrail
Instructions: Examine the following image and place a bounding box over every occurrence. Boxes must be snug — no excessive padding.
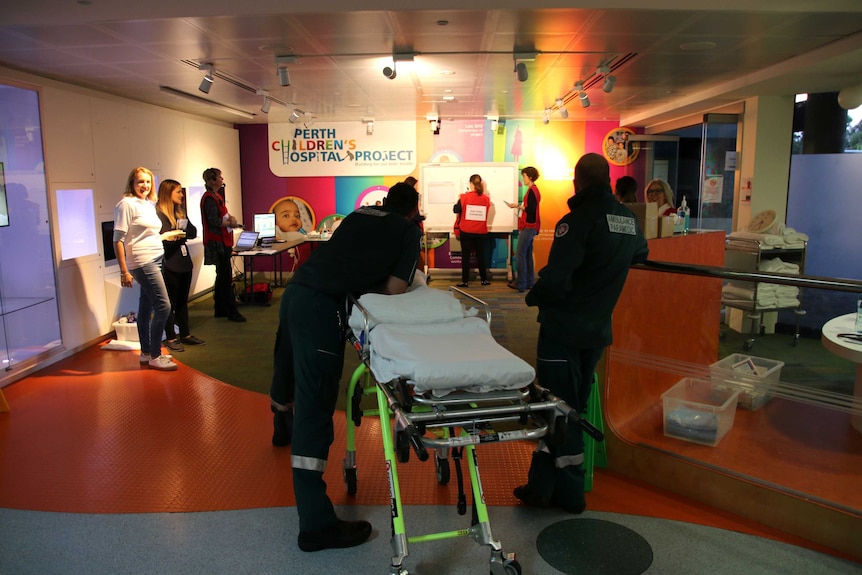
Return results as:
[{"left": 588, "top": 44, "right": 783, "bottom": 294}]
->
[{"left": 633, "top": 260, "right": 862, "bottom": 294}]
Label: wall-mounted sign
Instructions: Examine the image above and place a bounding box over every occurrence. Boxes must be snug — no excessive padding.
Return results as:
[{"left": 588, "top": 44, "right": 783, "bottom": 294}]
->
[
  {"left": 268, "top": 122, "right": 417, "bottom": 177},
  {"left": 602, "top": 127, "right": 640, "bottom": 166}
]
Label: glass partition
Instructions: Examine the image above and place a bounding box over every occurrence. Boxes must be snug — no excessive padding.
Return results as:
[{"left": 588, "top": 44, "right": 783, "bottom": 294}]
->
[
  {"left": 0, "top": 83, "right": 61, "bottom": 375},
  {"left": 605, "top": 243, "right": 862, "bottom": 516}
]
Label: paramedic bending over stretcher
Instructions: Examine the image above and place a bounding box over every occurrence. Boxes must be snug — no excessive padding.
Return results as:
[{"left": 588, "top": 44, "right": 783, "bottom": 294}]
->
[
  {"left": 515, "top": 153, "right": 649, "bottom": 514},
  {"left": 269, "top": 183, "right": 422, "bottom": 553}
]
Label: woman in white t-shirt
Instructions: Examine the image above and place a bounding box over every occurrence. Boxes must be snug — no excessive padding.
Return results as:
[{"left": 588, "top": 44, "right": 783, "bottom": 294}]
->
[{"left": 114, "top": 166, "right": 183, "bottom": 371}]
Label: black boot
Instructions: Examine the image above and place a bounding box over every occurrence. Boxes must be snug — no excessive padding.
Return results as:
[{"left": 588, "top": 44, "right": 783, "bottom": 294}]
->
[
  {"left": 551, "top": 465, "right": 587, "bottom": 514},
  {"left": 513, "top": 451, "right": 555, "bottom": 508}
]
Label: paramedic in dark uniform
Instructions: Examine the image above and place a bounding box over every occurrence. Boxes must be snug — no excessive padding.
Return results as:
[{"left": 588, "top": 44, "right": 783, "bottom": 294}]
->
[
  {"left": 269, "top": 182, "right": 421, "bottom": 552},
  {"left": 514, "top": 153, "right": 649, "bottom": 513}
]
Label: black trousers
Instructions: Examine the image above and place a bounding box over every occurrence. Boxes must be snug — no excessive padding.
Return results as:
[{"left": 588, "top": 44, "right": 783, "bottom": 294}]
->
[
  {"left": 270, "top": 283, "right": 346, "bottom": 532},
  {"left": 212, "top": 250, "right": 237, "bottom": 316},
  {"left": 459, "top": 232, "right": 488, "bottom": 283},
  {"left": 163, "top": 268, "right": 192, "bottom": 339}
]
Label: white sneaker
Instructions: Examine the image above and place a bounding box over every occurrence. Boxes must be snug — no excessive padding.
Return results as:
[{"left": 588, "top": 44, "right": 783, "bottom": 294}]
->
[
  {"left": 140, "top": 353, "right": 173, "bottom": 364},
  {"left": 148, "top": 355, "right": 178, "bottom": 371}
]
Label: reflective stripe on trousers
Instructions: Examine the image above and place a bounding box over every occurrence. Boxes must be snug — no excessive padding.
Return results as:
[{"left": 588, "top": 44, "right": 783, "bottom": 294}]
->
[{"left": 292, "top": 454, "right": 327, "bottom": 473}]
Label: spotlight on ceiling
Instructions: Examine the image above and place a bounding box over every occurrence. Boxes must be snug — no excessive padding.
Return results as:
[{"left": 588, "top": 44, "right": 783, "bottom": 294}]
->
[
  {"left": 260, "top": 97, "right": 271, "bottom": 114},
  {"left": 597, "top": 64, "right": 616, "bottom": 93},
  {"left": 275, "top": 55, "right": 297, "bottom": 87},
  {"left": 575, "top": 82, "right": 590, "bottom": 108},
  {"left": 489, "top": 118, "right": 499, "bottom": 132},
  {"left": 383, "top": 64, "right": 397, "bottom": 79},
  {"left": 198, "top": 64, "right": 214, "bottom": 94},
  {"left": 542, "top": 108, "right": 551, "bottom": 125},
  {"left": 555, "top": 98, "right": 568, "bottom": 119},
  {"left": 513, "top": 51, "right": 536, "bottom": 83},
  {"left": 289, "top": 108, "right": 304, "bottom": 124}
]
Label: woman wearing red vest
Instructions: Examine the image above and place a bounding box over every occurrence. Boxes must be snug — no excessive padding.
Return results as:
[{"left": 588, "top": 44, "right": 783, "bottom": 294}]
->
[
  {"left": 200, "top": 167, "right": 246, "bottom": 322},
  {"left": 506, "top": 166, "right": 541, "bottom": 293},
  {"left": 453, "top": 174, "right": 491, "bottom": 287}
]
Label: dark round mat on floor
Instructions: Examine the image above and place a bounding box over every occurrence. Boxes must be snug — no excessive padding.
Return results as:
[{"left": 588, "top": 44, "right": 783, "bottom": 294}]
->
[{"left": 536, "top": 518, "right": 653, "bottom": 575}]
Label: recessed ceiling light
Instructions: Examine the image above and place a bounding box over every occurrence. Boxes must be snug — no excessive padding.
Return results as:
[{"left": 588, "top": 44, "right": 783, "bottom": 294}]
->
[
  {"left": 439, "top": 70, "right": 455, "bottom": 76},
  {"left": 443, "top": 96, "right": 455, "bottom": 101},
  {"left": 436, "top": 20, "right": 449, "bottom": 26},
  {"left": 679, "top": 41, "right": 717, "bottom": 52}
]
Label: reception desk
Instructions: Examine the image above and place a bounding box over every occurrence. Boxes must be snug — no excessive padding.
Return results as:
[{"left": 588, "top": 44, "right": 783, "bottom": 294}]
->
[{"left": 599, "top": 230, "right": 861, "bottom": 560}]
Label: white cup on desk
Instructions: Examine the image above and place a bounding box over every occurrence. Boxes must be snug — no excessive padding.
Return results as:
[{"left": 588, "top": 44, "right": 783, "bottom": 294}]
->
[{"left": 177, "top": 218, "right": 188, "bottom": 230}]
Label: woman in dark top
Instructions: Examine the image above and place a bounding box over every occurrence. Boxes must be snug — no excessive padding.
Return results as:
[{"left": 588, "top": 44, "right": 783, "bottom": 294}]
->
[{"left": 156, "top": 179, "right": 205, "bottom": 352}]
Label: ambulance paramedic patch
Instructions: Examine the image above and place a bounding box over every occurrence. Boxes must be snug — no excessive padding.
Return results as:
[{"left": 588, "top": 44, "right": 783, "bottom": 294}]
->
[
  {"left": 555, "top": 223, "right": 569, "bottom": 238},
  {"left": 606, "top": 214, "right": 636, "bottom": 235}
]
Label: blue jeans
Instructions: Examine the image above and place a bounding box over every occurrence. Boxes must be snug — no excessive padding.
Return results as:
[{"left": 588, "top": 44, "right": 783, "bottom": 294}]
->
[
  {"left": 130, "top": 256, "right": 171, "bottom": 358},
  {"left": 515, "top": 227, "right": 537, "bottom": 290}
]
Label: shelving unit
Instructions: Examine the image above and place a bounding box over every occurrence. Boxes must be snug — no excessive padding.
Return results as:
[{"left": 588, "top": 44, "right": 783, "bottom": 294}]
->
[{"left": 722, "top": 237, "right": 807, "bottom": 351}]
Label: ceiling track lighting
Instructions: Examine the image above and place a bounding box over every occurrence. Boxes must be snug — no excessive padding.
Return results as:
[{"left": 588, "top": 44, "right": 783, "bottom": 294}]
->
[
  {"left": 513, "top": 51, "right": 537, "bottom": 83},
  {"left": 198, "top": 63, "right": 214, "bottom": 94},
  {"left": 597, "top": 64, "right": 616, "bottom": 93},
  {"left": 275, "top": 55, "right": 297, "bottom": 87},
  {"left": 289, "top": 108, "right": 304, "bottom": 124},
  {"left": 159, "top": 86, "right": 255, "bottom": 119},
  {"left": 555, "top": 98, "right": 568, "bottom": 119},
  {"left": 362, "top": 116, "right": 375, "bottom": 135},
  {"left": 574, "top": 82, "right": 591, "bottom": 108},
  {"left": 542, "top": 108, "right": 551, "bottom": 125},
  {"left": 383, "top": 52, "right": 415, "bottom": 80},
  {"left": 488, "top": 117, "right": 499, "bottom": 132},
  {"left": 260, "top": 96, "right": 271, "bottom": 114}
]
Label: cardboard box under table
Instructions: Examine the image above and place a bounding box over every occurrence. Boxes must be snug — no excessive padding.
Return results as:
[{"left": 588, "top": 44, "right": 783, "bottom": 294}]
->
[
  {"left": 662, "top": 378, "right": 740, "bottom": 446},
  {"left": 709, "top": 353, "right": 784, "bottom": 410}
]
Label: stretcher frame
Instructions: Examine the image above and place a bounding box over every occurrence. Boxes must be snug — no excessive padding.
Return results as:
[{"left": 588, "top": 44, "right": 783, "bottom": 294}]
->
[{"left": 343, "top": 287, "right": 602, "bottom": 575}]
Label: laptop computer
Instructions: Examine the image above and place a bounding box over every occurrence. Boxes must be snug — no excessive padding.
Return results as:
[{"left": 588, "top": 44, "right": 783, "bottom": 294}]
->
[
  {"left": 233, "top": 230, "right": 260, "bottom": 252},
  {"left": 253, "top": 213, "right": 277, "bottom": 244}
]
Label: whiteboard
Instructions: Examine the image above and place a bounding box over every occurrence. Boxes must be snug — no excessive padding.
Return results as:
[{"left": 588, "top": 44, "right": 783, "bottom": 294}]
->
[{"left": 419, "top": 162, "right": 519, "bottom": 233}]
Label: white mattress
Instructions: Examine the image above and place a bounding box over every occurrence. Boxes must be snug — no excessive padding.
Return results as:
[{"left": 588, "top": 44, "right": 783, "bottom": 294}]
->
[{"left": 367, "top": 317, "right": 535, "bottom": 396}]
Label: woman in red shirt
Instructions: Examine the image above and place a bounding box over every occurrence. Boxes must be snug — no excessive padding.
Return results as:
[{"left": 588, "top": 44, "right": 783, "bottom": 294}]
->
[{"left": 453, "top": 174, "right": 491, "bottom": 287}]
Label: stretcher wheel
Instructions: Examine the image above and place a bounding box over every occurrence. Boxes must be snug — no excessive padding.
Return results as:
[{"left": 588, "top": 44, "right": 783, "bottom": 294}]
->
[
  {"left": 343, "top": 467, "right": 357, "bottom": 495},
  {"left": 435, "top": 455, "right": 450, "bottom": 484},
  {"left": 491, "top": 558, "right": 522, "bottom": 575},
  {"left": 396, "top": 431, "right": 410, "bottom": 463}
]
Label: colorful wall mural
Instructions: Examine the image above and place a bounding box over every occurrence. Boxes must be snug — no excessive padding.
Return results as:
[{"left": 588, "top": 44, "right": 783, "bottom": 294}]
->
[{"left": 238, "top": 119, "right": 643, "bottom": 275}]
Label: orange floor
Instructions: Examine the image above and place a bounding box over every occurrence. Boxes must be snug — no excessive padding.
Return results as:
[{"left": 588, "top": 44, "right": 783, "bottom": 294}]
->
[{"left": 0, "top": 341, "right": 852, "bottom": 561}]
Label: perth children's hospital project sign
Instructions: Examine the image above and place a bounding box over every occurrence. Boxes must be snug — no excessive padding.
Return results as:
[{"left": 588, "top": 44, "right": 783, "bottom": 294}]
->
[{"left": 268, "top": 121, "right": 417, "bottom": 177}]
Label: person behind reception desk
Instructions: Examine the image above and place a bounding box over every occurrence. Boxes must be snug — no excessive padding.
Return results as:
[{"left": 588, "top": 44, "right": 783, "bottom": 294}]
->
[
  {"left": 614, "top": 175, "right": 638, "bottom": 203},
  {"left": 156, "top": 179, "right": 205, "bottom": 353},
  {"left": 269, "top": 182, "right": 421, "bottom": 552},
  {"left": 514, "top": 153, "right": 648, "bottom": 514},
  {"left": 200, "top": 167, "right": 246, "bottom": 323},
  {"left": 453, "top": 173, "right": 491, "bottom": 288},
  {"left": 645, "top": 178, "right": 675, "bottom": 216}
]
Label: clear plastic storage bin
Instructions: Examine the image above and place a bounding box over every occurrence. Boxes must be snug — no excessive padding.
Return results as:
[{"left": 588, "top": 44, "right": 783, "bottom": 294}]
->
[
  {"left": 709, "top": 353, "right": 784, "bottom": 410},
  {"left": 661, "top": 378, "right": 740, "bottom": 447}
]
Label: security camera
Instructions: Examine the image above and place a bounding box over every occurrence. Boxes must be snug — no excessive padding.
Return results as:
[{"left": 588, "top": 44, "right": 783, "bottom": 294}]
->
[{"left": 383, "top": 66, "right": 397, "bottom": 79}]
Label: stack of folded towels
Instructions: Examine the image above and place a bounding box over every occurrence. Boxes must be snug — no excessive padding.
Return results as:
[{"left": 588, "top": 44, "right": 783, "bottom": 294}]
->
[
  {"left": 727, "top": 226, "right": 808, "bottom": 251},
  {"left": 721, "top": 256, "right": 801, "bottom": 309}
]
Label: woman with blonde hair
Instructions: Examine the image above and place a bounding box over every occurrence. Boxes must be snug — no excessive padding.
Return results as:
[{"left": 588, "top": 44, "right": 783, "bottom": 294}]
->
[
  {"left": 644, "top": 178, "right": 676, "bottom": 216},
  {"left": 114, "top": 167, "right": 183, "bottom": 371}
]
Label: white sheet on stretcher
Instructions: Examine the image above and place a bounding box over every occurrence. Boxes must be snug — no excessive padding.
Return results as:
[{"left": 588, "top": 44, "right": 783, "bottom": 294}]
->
[{"left": 367, "top": 317, "right": 536, "bottom": 396}]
